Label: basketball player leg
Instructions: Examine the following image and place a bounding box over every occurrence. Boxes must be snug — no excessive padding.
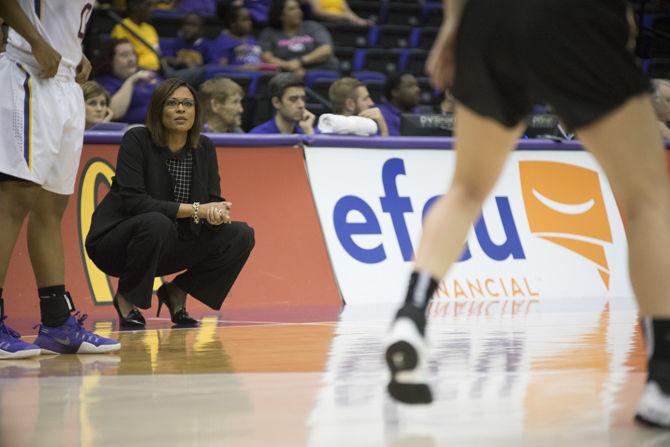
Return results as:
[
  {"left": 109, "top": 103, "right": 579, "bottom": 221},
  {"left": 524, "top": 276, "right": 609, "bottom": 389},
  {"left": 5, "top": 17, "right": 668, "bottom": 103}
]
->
[
  {"left": 0, "top": 181, "right": 42, "bottom": 359},
  {"left": 27, "top": 188, "right": 68, "bottom": 288},
  {"left": 575, "top": 94, "right": 670, "bottom": 426},
  {"left": 26, "top": 188, "right": 77, "bottom": 327},
  {"left": 0, "top": 181, "right": 41, "bottom": 287},
  {"left": 386, "top": 103, "right": 525, "bottom": 404}
]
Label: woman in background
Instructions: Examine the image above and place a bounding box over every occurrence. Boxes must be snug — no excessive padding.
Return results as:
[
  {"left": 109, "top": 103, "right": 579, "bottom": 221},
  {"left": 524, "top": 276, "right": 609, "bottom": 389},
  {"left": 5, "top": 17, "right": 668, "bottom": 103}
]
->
[
  {"left": 86, "top": 79, "right": 255, "bottom": 328},
  {"left": 82, "top": 81, "right": 114, "bottom": 129},
  {"left": 93, "top": 38, "right": 162, "bottom": 124}
]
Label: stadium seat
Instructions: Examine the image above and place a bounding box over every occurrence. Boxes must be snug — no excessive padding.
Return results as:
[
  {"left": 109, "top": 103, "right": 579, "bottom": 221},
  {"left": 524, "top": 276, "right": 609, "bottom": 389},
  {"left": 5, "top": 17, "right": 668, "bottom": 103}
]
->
[
  {"left": 305, "top": 70, "right": 341, "bottom": 87},
  {"left": 310, "top": 79, "right": 336, "bottom": 104},
  {"left": 348, "top": 0, "right": 383, "bottom": 23},
  {"left": 644, "top": 57, "right": 670, "bottom": 78},
  {"left": 400, "top": 49, "right": 429, "bottom": 77},
  {"left": 412, "top": 27, "right": 439, "bottom": 51},
  {"left": 353, "top": 49, "right": 402, "bottom": 74},
  {"left": 382, "top": 2, "right": 421, "bottom": 27},
  {"left": 325, "top": 23, "right": 372, "bottom": 48},
  {"left": 371, "top": 25, "right": 412, "bottom": 49},
  {"left": 334, "top": 46, "right": 356, "bottom": 73},
  {"left": 420, "top": 3, "right": 444, "bottom": 27},
  {"left": 203, "top": 67, "right": 259, "bottom": 96},
  {"left": 365, "top": 80, "right": 386, "bottom": 103}
]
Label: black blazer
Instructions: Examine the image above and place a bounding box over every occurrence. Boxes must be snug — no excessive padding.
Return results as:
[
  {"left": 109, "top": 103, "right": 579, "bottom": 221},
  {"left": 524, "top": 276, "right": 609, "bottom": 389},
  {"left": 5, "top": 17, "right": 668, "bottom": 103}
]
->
[{"left": 86, "top": 126, "right": 224, "bottom": 246}]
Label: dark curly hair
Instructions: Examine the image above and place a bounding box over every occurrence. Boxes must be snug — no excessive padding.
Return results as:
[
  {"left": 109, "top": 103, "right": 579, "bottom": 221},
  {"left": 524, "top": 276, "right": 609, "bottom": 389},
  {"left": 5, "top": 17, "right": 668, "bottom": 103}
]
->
[
  {"left": 91, "top": 38, "right": 132, "bottom": 78},
  {"left": 267, "top": 0, "right": 289, "bottom": 29}
]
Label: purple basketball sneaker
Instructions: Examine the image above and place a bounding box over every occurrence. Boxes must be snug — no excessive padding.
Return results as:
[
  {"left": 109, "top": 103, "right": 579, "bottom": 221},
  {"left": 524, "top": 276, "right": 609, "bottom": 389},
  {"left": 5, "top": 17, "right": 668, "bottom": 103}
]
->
[
  {"left": 34, "top": 312, "right": 121, "bottom": 354},
  {"left": 0, "top": 316, "right": 41, "bottom": 359}
]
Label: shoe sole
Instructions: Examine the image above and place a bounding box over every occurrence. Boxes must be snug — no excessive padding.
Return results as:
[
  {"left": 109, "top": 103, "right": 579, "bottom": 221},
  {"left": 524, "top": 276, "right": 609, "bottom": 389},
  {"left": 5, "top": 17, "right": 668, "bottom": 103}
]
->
[
  {"left": 634, "top": 381, "right": 670, "bottom": 427},
  {"left": 386, "top": 340, "right": 433, "bottom": 404},
  {"left": 635, "top": 414, "right": 669, "bottom": 428},
  {"left": 0, "top": 348, "right": 42, "bottom": 359},
  {"left": 39, "top": 342, "right": 121, "bottom": 355}
]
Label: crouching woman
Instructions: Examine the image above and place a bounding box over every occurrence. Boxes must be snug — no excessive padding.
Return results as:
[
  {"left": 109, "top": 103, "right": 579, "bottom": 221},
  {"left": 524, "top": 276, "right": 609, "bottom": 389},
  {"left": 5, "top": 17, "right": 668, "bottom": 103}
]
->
[{"left": 86, "top": 78, "right": 255, "bottom": 328}]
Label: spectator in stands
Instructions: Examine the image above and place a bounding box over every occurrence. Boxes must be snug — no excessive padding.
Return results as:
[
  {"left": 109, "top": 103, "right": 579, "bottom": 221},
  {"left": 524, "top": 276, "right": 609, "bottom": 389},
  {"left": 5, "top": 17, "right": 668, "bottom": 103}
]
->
[
  {"left": 111, "top": 0, "right": 161, "bottom": 72},
  {"left": 308, "top": 0, "right": 370, "bottom": 26},
  {"left": 86, "top": 78, "right": 255, "bottom": 329},
  {"left": 162, "top": 13, "right": 211, "bottom": 69},
  {"left": 259, "top": 0, "right": 339, "bottom": 75},
  {"left": 378, "top": 72, "right": 421, "bottom": 136},
  {"left": 111, "top": 0, "right": 207, "bottom": 86},
  {"left": 199, "top": 77, "right": 245, "bottom": 132},
  {"left": 82, "top": 81, "right": 114, "bottom": 129},
  {"left": 240, "top": 0, "right": 272, "bottom": 25},
  {"left": 319, "top": 77, "right": 388, "bottom": 136},
  {"left": 209, "top": 4, "right": 266, "bottom": 69},
  {"left": 652, "top": 79, "right": 670, "bottom": 139},
  {"left": 93, "top": 39, "right": 162, "bottom": 124},
  {"left": 250, "top": 73, "right": 316, "bottom": 134}
]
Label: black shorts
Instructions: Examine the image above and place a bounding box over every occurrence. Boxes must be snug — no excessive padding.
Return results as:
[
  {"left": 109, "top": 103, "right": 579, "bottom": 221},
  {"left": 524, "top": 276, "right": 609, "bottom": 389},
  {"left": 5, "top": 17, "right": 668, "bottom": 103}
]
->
[
  {"left": 0, "top": 173, "right": 30, "bottom": 183},
  {"left": 452, "top": 0, "right": 650, "bottom": 129}
]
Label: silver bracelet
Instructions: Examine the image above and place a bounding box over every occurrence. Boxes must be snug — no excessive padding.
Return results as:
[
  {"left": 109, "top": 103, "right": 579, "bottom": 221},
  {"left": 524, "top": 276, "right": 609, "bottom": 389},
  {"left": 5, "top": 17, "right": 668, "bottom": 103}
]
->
[{"left": 192, "top": 202, "right": 200, "bottom": 224}]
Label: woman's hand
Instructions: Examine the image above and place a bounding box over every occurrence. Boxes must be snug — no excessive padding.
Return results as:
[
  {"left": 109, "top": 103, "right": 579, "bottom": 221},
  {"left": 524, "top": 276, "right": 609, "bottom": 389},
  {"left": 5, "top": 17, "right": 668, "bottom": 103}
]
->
[
  {"left": 103, "top": 107, "right": 114, "bottom": 123},
  {"left": 200, "top": 202, "right": 232, "bottom": 225}
]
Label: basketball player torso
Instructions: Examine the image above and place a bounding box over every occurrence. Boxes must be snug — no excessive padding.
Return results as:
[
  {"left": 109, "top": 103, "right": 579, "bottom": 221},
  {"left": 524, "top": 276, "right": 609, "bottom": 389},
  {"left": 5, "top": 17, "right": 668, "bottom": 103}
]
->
[{"left": 6, "top": 0, "right": 94, "bottom": 77}]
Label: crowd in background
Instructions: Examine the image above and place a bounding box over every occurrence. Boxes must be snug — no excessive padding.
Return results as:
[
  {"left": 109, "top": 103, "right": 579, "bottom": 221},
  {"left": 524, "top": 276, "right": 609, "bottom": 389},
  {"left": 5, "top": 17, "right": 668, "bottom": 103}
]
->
[
  {"left": 2, "top": 0, "right": 669, "bottom": 137},
  {"left": 76, "top": 0, "right": 440, "bottom": 135}
]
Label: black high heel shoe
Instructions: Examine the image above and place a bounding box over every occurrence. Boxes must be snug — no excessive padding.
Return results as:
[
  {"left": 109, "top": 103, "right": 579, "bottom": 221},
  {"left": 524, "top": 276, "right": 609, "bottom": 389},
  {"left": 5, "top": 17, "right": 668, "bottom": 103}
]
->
[
  {"left": 113, "top": 295, "right": 146, "bottom": 328},
  {"left": 156, "top": 284, "right": 198, "bottom": 327}
]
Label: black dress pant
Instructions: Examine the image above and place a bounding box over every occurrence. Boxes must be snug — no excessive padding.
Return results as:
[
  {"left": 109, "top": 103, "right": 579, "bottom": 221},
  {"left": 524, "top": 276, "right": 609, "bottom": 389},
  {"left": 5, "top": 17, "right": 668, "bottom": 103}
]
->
[{"left": 86, "top": 212, "right": 255, "bottom": 310}]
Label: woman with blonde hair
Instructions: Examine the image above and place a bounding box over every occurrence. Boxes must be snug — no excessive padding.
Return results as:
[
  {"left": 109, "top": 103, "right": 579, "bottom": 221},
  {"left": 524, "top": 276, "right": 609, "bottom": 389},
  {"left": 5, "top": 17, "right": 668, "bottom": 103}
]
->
[{"left": 82, "top": 81, "right": 114, "bottom": 129}]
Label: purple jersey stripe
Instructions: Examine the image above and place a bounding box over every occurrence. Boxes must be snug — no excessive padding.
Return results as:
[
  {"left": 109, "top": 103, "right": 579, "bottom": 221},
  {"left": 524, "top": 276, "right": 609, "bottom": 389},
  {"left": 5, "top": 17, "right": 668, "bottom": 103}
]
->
[{"left": 17, "top": 64, "right": 32, "bottom": 170}]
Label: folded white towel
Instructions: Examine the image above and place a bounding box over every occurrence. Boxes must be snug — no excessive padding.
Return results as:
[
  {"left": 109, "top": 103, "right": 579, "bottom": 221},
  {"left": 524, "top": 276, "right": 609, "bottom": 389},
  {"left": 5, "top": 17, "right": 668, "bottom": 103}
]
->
[{"left": 317, "top": 114, "right": 378, "bottom": 136}]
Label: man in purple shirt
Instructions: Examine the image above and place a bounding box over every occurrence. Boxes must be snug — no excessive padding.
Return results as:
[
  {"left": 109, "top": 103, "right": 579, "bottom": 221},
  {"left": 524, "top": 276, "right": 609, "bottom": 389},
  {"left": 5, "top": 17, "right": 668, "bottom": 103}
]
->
[
  {"left": 377, "top": 72, "right": 422, "bottom": 136},
  {"left": 162, "top": 13, "right": 211, "bottom": 69},
  {"left": 208, "top": 5, "right": 262, "bottom": 67},
  {"left": 250, "top": 73, "right": 316, "bottom": 134}
]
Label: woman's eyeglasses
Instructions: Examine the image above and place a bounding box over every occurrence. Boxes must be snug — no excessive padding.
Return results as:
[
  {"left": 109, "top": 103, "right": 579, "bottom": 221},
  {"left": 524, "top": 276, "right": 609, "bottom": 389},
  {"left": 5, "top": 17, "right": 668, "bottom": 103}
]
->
[{"left": 165, "top": 98, "right": 196, "bottom": 109}]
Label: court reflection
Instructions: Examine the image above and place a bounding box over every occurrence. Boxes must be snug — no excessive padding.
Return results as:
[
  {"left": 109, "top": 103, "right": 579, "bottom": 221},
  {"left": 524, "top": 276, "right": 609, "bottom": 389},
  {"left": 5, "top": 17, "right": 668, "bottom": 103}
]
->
[
  {"left": 0, "top": 316, "right": 337, "bottom": 447},
  {"left": 307, "top": 300, "right": 649, "bottom": 446}
]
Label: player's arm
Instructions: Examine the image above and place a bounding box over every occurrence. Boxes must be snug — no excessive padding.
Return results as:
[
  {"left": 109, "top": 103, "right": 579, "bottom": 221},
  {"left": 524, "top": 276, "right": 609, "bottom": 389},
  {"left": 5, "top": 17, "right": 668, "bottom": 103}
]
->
[
  {"left": 426, "top": 0, "right": 467, "bottom": 91},
  {"left": 444, "top": 0, "right": 467, "bottom": 34},
  {"left": 0, "top": 0, "right": 61, "bottom": 78}
]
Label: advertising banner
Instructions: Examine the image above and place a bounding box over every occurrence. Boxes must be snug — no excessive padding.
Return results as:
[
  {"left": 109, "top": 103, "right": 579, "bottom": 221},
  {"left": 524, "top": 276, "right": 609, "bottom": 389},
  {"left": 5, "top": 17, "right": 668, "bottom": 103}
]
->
[
  {"left": 4, "top": 145, "right": 342, "bottom": 329},
  {"left": 305, "top": 147, "right": 634, "bottom": 307}
]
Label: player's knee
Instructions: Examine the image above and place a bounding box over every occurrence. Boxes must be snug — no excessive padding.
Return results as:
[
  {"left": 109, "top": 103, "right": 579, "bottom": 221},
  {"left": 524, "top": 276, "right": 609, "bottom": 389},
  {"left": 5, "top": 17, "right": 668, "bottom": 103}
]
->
[
  {"left": 0, "top": 189, "right": 38, "bottom": 221},
  {"left": 28, "top": 191, "right": 69, "bottom": 224},
  {"left": 621, "top": 187, "right": 670, "bottom": 225},
  {"left": 450, "top": 181, "right": 491, "bottom": 207}
]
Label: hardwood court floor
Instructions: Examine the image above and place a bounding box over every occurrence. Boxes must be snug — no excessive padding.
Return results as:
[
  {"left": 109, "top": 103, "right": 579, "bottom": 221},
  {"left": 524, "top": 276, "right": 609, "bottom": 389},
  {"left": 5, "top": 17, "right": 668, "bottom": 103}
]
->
[{"left": 1, "top": 300, "right": 669, "bottom": 447}]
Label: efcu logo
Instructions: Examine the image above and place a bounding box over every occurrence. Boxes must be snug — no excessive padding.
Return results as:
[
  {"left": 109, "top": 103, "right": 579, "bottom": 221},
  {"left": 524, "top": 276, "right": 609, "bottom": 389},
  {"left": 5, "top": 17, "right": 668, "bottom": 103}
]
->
[{"left": 519, "top": 161, "right": 613, "bottom": 289}]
